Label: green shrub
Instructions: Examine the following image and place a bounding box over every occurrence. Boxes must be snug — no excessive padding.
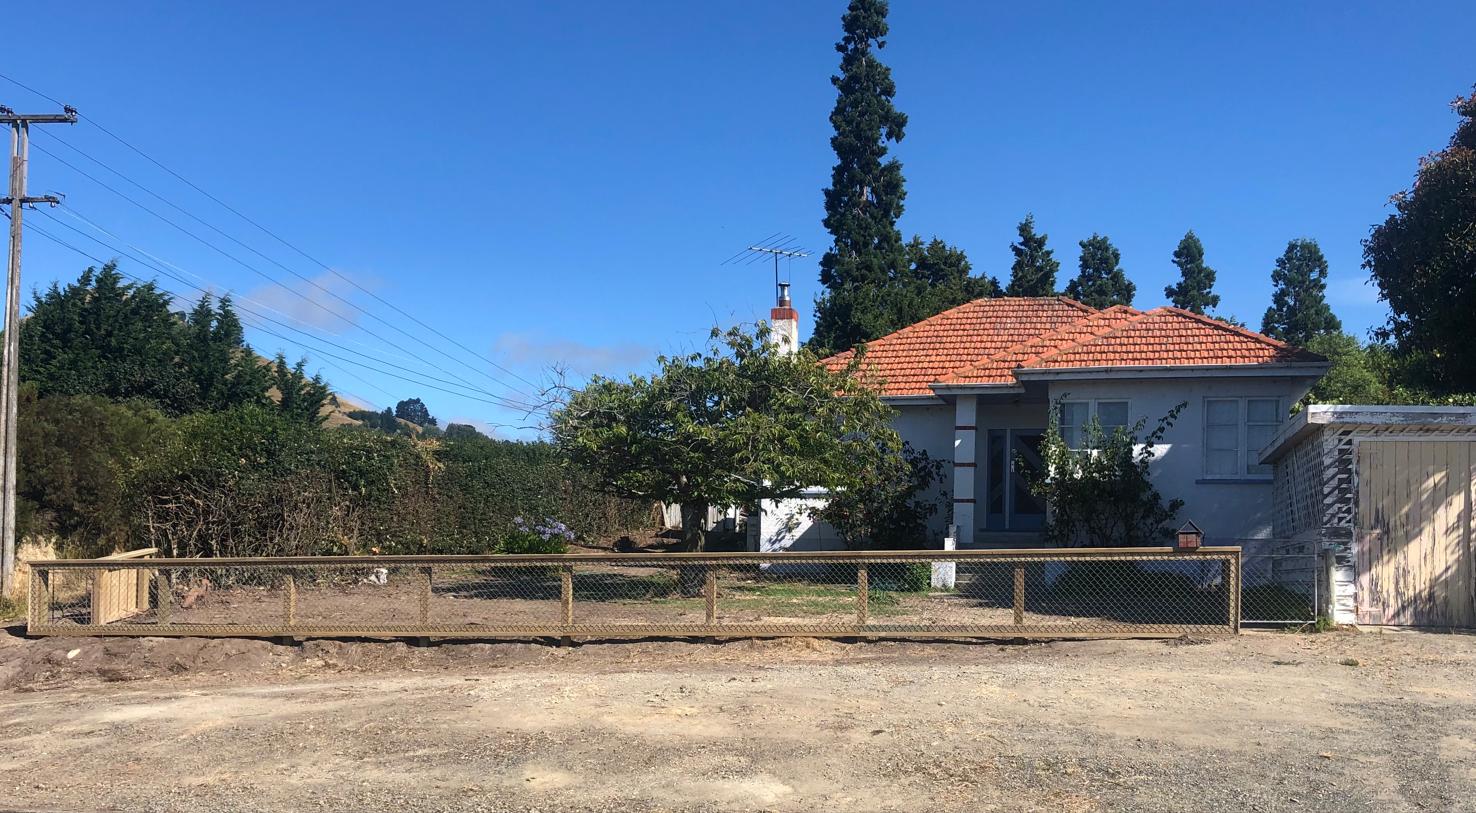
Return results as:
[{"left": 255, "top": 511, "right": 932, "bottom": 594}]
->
[
  {"left": 1023, "top": 398, "right": 1186, "bottom": 547},
  {"left": 896, "top": 562, "right": 932, "bottom": 592},
  {"left": 498, "top": 526, "right": 571, "bottom": 555}
]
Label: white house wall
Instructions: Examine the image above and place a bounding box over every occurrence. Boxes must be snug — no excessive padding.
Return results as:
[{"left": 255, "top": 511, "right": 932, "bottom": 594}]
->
[
  {"left": 1045, "top": 376, "right": 1313, "bottom": 542},
  {"left": 891, "top": 404, "right": 955, "bottom": 541}
]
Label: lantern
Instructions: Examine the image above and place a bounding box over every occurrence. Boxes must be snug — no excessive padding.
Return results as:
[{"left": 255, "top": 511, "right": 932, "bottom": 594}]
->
[{"left": 1176, "top": 521, "right": 1204, "bottom": 551}]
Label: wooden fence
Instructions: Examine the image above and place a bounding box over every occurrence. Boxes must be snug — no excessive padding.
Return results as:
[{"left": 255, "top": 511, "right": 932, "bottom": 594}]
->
[{"left": 27, "top": 547, "right": 1241, "bottom": 641}]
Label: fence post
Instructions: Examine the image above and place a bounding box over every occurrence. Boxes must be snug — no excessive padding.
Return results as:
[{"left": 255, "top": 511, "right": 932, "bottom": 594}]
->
[
  {"left": 1227, "top": 552, "right": 1241, "bottom": 633},
  {"left": 560, "top": 564, "right": 574, "bottom": 628},
  {"left": 1013, "top": 564, "right": 1025, "bottom": 626},
  {"left": 704, "top": 568, "right": 717, "bottom": 627},
  {"left": 135, "top": 565, "right": 150, "bottom": 613},
  {"left": 284, "top": 572, "right": 297, "bottom": 628},
  {"left": 156, "top": 571, "right": 172, "bottom": 626},
  {"left": 856, "top": 563, "right": 869, "bottom": 626},
  {"left": 26, "top": 566, "right": 45, "bottom": 630},
  {"left": 89, "top": 568, "right": 105, "bottom": 627},
  {"left": 419, "top": 566, "right": 433, "bottom": 625}
]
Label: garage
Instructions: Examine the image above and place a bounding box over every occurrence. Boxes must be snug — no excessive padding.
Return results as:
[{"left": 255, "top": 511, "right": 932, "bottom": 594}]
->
[{"left": 1263, "top": 406, "right": 1476, "bottom": 628}]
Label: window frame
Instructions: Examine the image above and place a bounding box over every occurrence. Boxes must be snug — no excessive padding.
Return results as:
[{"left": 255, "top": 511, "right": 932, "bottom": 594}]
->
[
  {"left": 1057, "top": 399, "right": 1132, "bottom": 451},
  {"left": 1200, "top": 396, "right": 1282, "bottom": 480}
]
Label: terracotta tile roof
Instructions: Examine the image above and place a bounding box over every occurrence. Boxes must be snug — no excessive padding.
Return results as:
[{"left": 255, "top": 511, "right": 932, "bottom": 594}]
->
[
  {"left": 821, "top": 299, "right": 1325, "bottom": 397},
  {"left": 1022, "top": 307, "right": 1324, "bottom": 370},
  {"left": 823, "top": 297, "right": 1094, "bottom": 396}
]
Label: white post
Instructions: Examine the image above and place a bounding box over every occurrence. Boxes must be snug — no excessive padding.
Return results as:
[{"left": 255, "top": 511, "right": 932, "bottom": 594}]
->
[
  {"left": 952, "top": 396, "right": 978, "bottom": 549},
  {"left": 931, "top": 525, "right": 957, "bottom": 590}
]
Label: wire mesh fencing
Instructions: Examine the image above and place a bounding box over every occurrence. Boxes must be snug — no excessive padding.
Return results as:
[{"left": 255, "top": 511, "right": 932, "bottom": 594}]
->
[
  {"left": 1220, "top": 538, "right": 1321, "bottom": 624},
  {"left": 26, "top": 548, "right": 1241, "bottom": 641}
]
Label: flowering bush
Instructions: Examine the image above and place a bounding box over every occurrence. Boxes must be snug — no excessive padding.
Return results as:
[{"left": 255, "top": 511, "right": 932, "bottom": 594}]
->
[{"left": 499, "top": 516, "right": 575, "bottom": 555}]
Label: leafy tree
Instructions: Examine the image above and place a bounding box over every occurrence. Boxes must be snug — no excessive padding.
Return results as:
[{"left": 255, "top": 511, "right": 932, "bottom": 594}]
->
[
  {"left": 1164, "top": 230, "right": 1220, "bottom": 314},
  {"left": 899, "top": 236, "right": 998, "bottom": 318},
  {"left": 394, "top": 397, "right": 436, "bottom": 426},
  {"left": 552, "top": 325, "right": 904, "bottom": 559},
  {"left": 270, "top": 354, "right": 330, "bottom": 425},
  {"left": 1005, "top": 215, "right": 1060, "bottom": 296},
  {"left": 179, "top": 294, "right": 270, "bottom": 413},
  {"left": 1022, "top": 399, "right": 1186, "bottom": 546},
  {"left": 23, "top": 263, "right": 274, "bottom": 416},
  {"left": 1261, "top": 239, "right": 1341, "bottom": 346},
  {"left": 17, "top": 385, "right": 168, "bottom": 553},
  {"left": 1364, "top": 86, "right": 1476, "bottom": 392},
  {"left": 1304, "top": 334, "right": 1386, "bottom": 405},
  {"left": 814, "top": 442, "right": 945, "bottom": 550},
  {"left": 443, "top": 423, "right": 487, "bottom": 440},
  {"left": 22, "top": 263, "right": 190, "bottom": 411},
  {"left": 810, "top": 0, "right": 910, "bottom": 353},
  {"left": 1065, "top": 234, "right": 1135, "bottom": 308}
]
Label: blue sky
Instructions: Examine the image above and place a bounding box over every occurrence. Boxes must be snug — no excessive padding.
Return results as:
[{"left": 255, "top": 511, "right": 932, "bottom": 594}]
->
[{"left": 7, "top": 2, "right": 1473, "bottom": 436}]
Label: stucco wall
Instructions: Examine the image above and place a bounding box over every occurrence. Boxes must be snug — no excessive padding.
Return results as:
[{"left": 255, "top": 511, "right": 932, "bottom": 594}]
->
[{"left": 1044, "top": 376, "right": 1313, "bottom": 541}]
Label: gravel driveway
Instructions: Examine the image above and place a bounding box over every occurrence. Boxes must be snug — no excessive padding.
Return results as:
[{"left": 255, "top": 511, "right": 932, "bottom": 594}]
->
[{"left": 1, "top": 628, "right": 1473, "bottom": 812}]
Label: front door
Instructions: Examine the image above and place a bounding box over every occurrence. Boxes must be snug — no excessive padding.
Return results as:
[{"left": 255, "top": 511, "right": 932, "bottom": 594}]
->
[{"left": 1009, "top": 430, "right": 1047, "bottom": 530}]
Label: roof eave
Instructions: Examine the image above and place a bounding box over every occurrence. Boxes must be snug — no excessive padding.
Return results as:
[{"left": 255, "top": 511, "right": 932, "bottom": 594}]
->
[
  {"left": 1011, "top": 362, "right": 1331, "bottom": 381},
  {"left": 1259, "top": 403, "right": 1476, "bottom": 464},
  {"left": 880, "top": 394, "right": 948, "bottom": 406},
  {"left": 926, "top": 382, "right": 1027, "bottom": 395}
]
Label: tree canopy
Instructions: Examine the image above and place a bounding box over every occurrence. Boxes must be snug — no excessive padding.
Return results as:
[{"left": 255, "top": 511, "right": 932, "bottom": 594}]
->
[
  {"left": 394, "top": 397, "right": 436, "bottom": 426},
  {"left": 1005, "top": 215, "right": 1059, "bottom": 297},
  {"left": 1261, "top": 239, "right": 1341, "bottom": 346},
  {"left": 1364, "top": 86, "right": 1476, "bottom": 392},
  {"left": 1163, "top": 230, "right": 1220, "bottom": 314},
  {"left": 22, "top": 263, "right": 328, "bottom": 422},
  {"left": 552, "top": 325, "right": 904, "bottom": 552},
  {"left": 1065, "top": 234, "right": 1135, "bottom": 308}
]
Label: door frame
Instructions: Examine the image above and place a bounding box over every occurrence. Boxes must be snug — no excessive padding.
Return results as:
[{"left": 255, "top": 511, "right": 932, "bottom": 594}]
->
[{"left": 984, "top": 428, "right": 1048, "bottom": 531}]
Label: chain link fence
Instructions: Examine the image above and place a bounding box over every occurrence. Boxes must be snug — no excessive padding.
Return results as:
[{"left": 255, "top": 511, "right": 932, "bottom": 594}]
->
[
  {"left": 26, "top": 548, "right": 1241, "bottom": 640},
  {"left": 1221, "top": 538, "right": 1321, "bottom": 625}
]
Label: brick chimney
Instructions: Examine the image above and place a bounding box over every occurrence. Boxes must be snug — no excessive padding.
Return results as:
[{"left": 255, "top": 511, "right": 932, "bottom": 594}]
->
[{"left": 770, "top": 281, "right": 799, "bottom": 355}]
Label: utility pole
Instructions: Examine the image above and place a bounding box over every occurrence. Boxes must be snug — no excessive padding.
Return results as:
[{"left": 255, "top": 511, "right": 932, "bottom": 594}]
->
[{"left": 1, "top": 104, "right": 76, "bottom": 596}]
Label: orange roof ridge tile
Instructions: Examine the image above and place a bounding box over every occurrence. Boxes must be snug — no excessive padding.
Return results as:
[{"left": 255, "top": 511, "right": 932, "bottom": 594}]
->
[
  {"left": 936, "top": 305, "right": 1139, "bottom": 385},
  {"left": 1021, "top": 307, "right": 1162, "bottom": 368}
]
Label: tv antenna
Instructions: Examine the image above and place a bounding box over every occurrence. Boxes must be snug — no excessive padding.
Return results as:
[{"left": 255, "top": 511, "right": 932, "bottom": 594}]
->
[{"left": 721, "top": 234, "right": 811, "bottom": 304}]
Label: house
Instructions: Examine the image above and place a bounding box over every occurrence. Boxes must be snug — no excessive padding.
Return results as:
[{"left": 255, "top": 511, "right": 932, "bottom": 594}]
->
[
  {"left": 753, "top": 295, "right": 1330, "bottom": 551},
  {"left": 1260, "top": 405, "right": 1476, "bottom": 627}
]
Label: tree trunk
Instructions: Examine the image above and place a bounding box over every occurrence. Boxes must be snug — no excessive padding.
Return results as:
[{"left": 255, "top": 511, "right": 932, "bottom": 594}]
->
[{"left": 678, "top": 502, "right": 707, "bottom": 597}]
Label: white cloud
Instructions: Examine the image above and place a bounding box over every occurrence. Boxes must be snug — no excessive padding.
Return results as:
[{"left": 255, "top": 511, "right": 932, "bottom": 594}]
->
[
  {"left": 245, "top": 269, "right": 370, "bottom": 331},
  {"left": 492, "top": 333, "right": 654, "bottom": 378}
]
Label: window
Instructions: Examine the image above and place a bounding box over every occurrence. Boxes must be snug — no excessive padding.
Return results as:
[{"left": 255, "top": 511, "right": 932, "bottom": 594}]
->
[
  {"left": 1059, "top": 402, "right": 1089, "bottom": 449},
  {"left": 1059, "top": 400, "right": 1130, "bottom": 449},
  {"left": 1096, "top": 401, "right": 1129, "bottom": 435},
  {"left": 1203, "top": 397, "right": 1282, "bottom": 478}
]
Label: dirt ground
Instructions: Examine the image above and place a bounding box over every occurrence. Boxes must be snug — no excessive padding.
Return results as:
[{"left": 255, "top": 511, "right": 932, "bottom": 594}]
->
[{"left": 0, "top": 627, "right": 1473, "bottom": 813}]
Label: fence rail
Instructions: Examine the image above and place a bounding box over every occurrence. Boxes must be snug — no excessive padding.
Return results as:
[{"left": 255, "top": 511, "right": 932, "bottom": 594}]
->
[{"left": 26, "top": 547, "right": 1241, "bottom": 641}]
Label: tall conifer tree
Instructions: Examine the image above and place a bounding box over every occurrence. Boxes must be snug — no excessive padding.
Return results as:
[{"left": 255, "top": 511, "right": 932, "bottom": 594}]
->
[
  {"left": 809, "top": 0, "right": 909, "bottom": 354},
  {"left": 1065, "top": 234, "right": 1135, "bottom": 308},
  {"left": 1005, "top": 215, "right": 1059, "bottom": 296},
  {"left": 1262, "top": 239, "right": 1341, "bottom": 346},
  {"left": 1164, "top": 231, "right": 1219, "bottom": 314}
]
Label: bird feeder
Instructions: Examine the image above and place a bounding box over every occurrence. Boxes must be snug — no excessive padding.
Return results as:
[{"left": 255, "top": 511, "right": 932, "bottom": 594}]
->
[{"left": 1176, "top": 521, "right": 1204, "bottom": 551}]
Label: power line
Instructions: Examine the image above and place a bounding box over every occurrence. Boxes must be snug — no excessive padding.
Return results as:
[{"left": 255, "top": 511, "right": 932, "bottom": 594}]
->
[
  {"left": 30, "top": 131, "right": 544, "bottom": 399},
  {"left": 17, "top": 210, "right": 543, "bottom": 413},
  {"left": 28, "top": 142, "right": 539, "bottom": 405},
  {"left": 46, "top": 204, "right": 431, "bottom": 372},
  {"left": 0, "top": 71, "right": 544, "bottom": 395}
]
